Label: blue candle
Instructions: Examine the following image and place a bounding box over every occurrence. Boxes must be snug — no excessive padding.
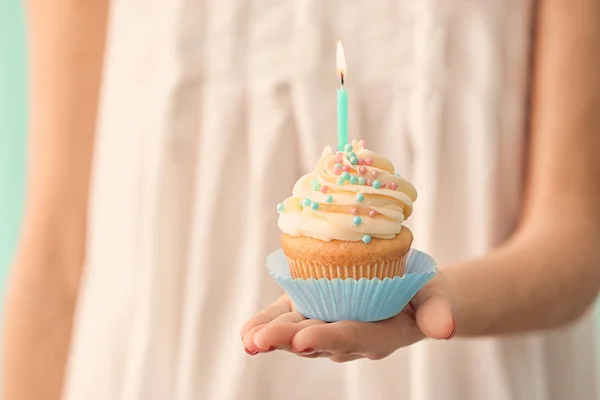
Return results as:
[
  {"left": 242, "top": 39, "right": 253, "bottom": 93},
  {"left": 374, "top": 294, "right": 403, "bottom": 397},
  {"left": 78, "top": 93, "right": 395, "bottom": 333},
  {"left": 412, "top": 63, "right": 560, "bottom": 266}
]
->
[{"left": 336, "top": 41, "right": 348, "bottom": 151}]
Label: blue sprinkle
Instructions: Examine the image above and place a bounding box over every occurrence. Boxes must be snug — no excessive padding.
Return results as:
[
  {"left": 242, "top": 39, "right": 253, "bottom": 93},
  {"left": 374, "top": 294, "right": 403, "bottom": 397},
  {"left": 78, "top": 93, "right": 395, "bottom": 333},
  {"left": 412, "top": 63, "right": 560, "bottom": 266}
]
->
[
  {"left": 352, "top": 216, "right": 362, "bottom": 226},
  {"left": 341, "top": 172, "right": 351, "bottom": 180},
  {"left": 337, "top": 177, "right": 345, "bottom": 185},
  {"left": 372, "top": 180, "right": 381, "bottom": 189},
  {"left": 277, "top": 203, "right": 285, "bottom": 212},
  {"left": 349, "top": 175, "right": 358, "bottom": 184},
  {"left": 334, "top": 163, "right": 343, "bottom": 169},
  {"left": 311, "top": 180, "right": 321, "bottom": 191},
  {"left": 349, "top": 156, "right": 358, "bottom": 165},
  {"left": 356, "top": 193, "right": 364, "bottom": 202},
  {"left": 347, "top": 151, "right": 356, "bottom": 159},
  {"left": 303, "top": 198, "right": 312, "bottom": 206},
  {"left": 358, "top": 176, "right": 366, "bottom": 185},
  {"left": 362, "top": 234, "right": 372, "bottom": 244},
  {"left": 310, "top": 201, "right": 320, "bottom": 210},
  {"left": 394, "top": 173, "right": 401, "bottom": 177},
  {"left": 344, "top": 143, "right": 353, "bottom": 152},
  {"left": 325, "top": 195, "right": 333, "bottom": 203}
]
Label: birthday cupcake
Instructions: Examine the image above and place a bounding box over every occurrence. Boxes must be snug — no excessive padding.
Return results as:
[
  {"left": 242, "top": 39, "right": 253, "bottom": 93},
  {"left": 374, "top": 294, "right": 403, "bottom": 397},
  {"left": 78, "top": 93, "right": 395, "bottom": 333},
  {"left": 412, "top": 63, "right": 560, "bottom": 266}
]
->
[{"left": 277, "top": 139, "right": 418, "bottom": 280}]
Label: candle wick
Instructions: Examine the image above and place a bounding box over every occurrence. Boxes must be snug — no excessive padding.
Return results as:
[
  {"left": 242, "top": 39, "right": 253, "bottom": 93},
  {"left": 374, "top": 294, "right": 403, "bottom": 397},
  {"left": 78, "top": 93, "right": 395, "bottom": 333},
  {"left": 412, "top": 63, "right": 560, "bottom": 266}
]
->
[{"left": 340, "top": 73, "right": 345, "bottom": 86}]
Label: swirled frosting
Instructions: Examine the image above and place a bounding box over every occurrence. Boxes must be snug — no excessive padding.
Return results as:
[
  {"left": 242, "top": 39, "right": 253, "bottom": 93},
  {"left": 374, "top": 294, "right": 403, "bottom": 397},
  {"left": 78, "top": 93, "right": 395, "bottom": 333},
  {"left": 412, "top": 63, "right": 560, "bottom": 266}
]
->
[{"left": 277, "top": 140, "right": 417, "bottom": 242}]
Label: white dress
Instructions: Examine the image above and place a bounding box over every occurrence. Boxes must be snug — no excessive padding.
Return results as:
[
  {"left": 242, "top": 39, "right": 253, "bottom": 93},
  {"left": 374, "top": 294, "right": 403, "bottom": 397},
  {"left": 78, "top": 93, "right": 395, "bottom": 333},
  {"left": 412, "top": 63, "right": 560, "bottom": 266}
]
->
[{"left": 65, "top": 0, "right": 598, "bottom": 399}]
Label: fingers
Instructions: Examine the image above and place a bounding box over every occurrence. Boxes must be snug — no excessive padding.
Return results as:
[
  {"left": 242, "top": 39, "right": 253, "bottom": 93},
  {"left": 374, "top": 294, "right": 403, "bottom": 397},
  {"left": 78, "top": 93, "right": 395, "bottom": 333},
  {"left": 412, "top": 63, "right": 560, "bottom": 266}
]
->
[
  {"left": 240, "top": 295, "right": 292, "bottom": 337},
  {"left": 253, "top": 319, "right": 326, "bottom": 352},
  {"left": 291, "top": 315, "right": 422, "bottom": 360},
  {"left": 415, "top": 294, "right": 454, "bottom": 339},
  {"left": 411, "top": 272, "right": 456, "bottom": 340}
]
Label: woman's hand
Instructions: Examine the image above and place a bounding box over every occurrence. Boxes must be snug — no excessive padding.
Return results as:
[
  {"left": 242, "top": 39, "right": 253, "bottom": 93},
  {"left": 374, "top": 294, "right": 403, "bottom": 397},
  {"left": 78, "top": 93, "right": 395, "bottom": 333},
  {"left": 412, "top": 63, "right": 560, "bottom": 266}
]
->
[{"left": 240, "top": 273, "right": 456, "bottom": 363}]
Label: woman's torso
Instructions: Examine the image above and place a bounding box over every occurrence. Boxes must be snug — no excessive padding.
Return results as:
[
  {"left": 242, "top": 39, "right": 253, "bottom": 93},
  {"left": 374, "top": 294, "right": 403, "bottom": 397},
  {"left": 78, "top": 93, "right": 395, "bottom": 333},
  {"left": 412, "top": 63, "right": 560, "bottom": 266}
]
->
[{"left": 65, "top": 1, "right": 598, "bottom": 399}]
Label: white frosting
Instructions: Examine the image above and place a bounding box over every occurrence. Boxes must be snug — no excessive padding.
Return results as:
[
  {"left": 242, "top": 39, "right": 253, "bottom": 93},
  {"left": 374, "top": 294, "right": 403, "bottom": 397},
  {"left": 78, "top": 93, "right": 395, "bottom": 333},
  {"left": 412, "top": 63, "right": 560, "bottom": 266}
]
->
[{"left": 277, "top": 140, "right": 417, "bottom": 241}]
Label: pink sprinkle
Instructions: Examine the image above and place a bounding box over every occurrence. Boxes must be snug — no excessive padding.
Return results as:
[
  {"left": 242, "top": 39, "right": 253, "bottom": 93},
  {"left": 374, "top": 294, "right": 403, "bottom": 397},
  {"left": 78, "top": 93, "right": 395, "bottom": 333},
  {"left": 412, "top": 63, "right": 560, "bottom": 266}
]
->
[
  {"left": 371, "top": 170, "right": 378, "bottom": 177},
  {"left": 342, "top": 165, "right": 351, "bottom": 173},
  {"left": 358, "top": 166, "right": 367, "bottom": 175},
  {"left": 359, "top": 140, "right": 366, "bottom": 148},
  {"left": 358, "top": 158, "right": 365, "bottom": 165},
  {"left": 351, "top": 207, "right": 359, "bottom": 215},
  {"left": 335, "top": 155, "right": 343, "bottom": 163},
  {"left": 334, "top": 166, "right": 342, "bottom": 175},
  {"left": 320, "top": 186, "right": 329, "bottom": 193},
  {"left": 380, "top": 182, "right": 386, "bottom": 189},
  {"left": 336, "top": 151, "right": 344, "bottom": 156},
  {"left": 389, "top": 182, "right": 398, "bottom": 190},
  {"left": 366, "top": 178, "right": 373, "bottom": 186},
  {"left": 368, "top": 210, "right": 377, "bottom": 218},
  {"left": 364, "top": 158, "right": 373, "bottom": 166}
]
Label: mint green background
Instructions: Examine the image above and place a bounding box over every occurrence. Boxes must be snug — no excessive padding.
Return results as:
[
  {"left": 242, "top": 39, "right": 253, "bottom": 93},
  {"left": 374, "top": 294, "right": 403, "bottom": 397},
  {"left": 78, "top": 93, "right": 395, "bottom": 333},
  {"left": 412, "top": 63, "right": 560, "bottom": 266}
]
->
[
  {"left": 0, "top": 0, "right": 598, "bottom": 393},
  {"left": 0, "top": 1, "right": 27, "bottom": 289}
]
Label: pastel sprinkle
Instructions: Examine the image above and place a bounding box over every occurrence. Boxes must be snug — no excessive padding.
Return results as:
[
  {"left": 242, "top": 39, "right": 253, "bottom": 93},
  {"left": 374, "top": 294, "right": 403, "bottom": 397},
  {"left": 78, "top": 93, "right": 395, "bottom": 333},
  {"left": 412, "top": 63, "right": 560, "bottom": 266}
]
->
[
  {"left": 325, "top": 195, "right": 333, "bottom": 203},
  {"left": 277, "top": 203, "right": 285, "bottom": 212},
  {"left": 362, "top": 234, "right": 372, "bottom": 244},
  {"left": 394, "top": 173, "right": 401, "bottom": 177},
  {"left": 349, "top": 156, "right": 359, "bottom": 165},
  {"left": 368, "top": 210, "right": 377, "bottom": 218},
  {"left": 364, "top": 158, "right": 373, "bottom": 166},
  {"left": 303, "top": 198, "right": 312, "bottom": 206},
  {"left": 334, "top": 166, "right": 343, "bottom": 175},
  {"left": 371, "top": 170, "right": 378, "bottom": 177},
  {"left": 359, "top": 140, "right": 366, "bottom": 148},
  {"left": 356, "top": 193, "right": 364, "bottom": 202},
  {"left": 337, "top": 177, "right": 346, "bottom": 185},
  {"left": 310, "top": 201, "right": 320, "bottom": 210},
  {"left": 366, "top": 178, "right": 373, "bottom": 186},
  {"left": 358, "top": 166, "right": 367, "bottom": 175},
  {"left": 358, "top": 158, "right": 365, "bottom": 165},
  {"left": 342, "top": 165, "right": 351, "bottom": 173},
  {"left": 372, "top": 180, "right": 381, "bottom": 189},
  {"left": 335, "top": 163, "right": 343, "bottom": 169},
  {"left": 380, "top": 182, "right": 386, "bottom": 189},
  {"left": 311, "top": 180, "right": 321, "bottom": 191},
  {"left": 358, "top": 176, "right": 366, "bottom": 185},
  {"left": 341, "top": 172, "right": 351, "bottom": 180},
  {"left": 389, "top": 182, "right": 398, "bottom": 190},
  {"left": 352, "top": 216, "right": 362, "bottom": 226},
  {"left": 335, "top": 155, "right": 343, "bottom": 163},
  {"left": 320, "top": 185, "right": 329, "bottom": 193},
  {"left": 344, "top": 143, "right": 353, "bottom": 152},
  {"left": 350, "top": 207, "right": 359, "bottom": 215},
  {"left": 349, "top": 175, "right": 358, "bottom": 184},
  {"left": 347, "top": 151, "right": 356, "bottom": 159}
]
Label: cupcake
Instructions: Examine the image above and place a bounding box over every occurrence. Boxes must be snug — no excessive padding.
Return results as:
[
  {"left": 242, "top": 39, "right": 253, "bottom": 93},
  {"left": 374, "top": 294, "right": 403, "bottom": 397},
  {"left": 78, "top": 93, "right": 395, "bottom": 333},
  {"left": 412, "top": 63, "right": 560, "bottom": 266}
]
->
[{"left": 277, "top": 139, "right": 417, "bottom": 280}]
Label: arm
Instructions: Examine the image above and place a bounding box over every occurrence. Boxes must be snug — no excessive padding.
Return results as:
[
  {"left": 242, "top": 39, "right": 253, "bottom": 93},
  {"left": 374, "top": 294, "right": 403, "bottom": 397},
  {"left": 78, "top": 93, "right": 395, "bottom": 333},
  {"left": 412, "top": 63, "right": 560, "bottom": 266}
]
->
[
  {"left": 448, "top": 0, "right": 600, "bottom": 336},
  {"left": 2, "top": 1, "right": 108, "bottom": 398}
]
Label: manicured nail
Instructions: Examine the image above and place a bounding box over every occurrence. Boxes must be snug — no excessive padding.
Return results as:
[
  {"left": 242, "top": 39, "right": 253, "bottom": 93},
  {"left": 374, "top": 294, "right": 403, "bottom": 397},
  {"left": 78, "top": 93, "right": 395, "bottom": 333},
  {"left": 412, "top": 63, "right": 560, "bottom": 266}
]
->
[
  {"left": 444, "top": 318, "right": 456, "bottom": 340},
  {"left": 296, "top": 348, "right": 314, "bottom": 354},
  {"left": 245, "top": 347, "right": 258, "bottom": 355}
]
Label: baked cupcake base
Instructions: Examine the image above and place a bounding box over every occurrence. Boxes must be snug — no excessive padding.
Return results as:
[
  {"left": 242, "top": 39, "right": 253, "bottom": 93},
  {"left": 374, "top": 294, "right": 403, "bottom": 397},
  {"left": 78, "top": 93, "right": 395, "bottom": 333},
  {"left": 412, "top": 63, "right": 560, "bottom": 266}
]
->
[{"left": 281, "top": 226, "right": 413, "bottom": 279}]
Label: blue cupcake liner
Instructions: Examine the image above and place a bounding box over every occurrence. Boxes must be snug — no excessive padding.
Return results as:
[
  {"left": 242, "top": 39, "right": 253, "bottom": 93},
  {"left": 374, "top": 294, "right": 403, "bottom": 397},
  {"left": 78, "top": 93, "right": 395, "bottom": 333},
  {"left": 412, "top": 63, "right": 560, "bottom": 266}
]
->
[{"left": 266, "top": 248, "right": 438, "bottom": 322}]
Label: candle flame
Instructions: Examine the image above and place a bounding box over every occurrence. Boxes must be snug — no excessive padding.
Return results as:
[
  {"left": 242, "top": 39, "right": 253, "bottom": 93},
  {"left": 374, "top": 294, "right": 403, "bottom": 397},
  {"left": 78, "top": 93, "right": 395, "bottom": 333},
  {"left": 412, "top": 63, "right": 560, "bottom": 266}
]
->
[{"left": 336, "top": 41, "right": 347, "bottom": 81}]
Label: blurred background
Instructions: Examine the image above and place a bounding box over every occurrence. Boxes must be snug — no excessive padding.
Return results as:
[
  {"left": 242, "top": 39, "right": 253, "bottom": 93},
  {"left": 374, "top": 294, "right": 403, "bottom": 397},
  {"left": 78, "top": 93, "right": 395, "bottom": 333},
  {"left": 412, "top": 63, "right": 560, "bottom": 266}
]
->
[{"left": 0, "top": 1, "right": 598, "bottom": 395}]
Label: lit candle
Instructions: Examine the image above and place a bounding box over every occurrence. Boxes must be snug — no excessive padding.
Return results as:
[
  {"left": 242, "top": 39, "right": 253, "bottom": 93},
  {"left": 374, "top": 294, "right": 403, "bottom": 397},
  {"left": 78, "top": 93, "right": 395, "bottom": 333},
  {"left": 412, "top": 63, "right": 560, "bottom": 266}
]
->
[{"left": 336, "top": 41, "right": 348, "bottom": 151}]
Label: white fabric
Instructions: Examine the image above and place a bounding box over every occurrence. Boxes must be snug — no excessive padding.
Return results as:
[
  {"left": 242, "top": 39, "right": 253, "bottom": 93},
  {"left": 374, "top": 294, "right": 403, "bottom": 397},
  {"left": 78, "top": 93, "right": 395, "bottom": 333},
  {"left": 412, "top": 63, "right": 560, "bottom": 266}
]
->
[{"left": 65, "top": 0, "right": 598, "bottom": 399}]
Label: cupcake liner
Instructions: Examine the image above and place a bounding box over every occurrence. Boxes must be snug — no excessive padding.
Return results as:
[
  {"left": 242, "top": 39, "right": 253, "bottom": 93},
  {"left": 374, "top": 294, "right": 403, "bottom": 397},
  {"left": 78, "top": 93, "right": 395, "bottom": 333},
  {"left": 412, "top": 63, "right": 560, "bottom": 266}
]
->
[
  {"left": 287, "top": 255, "right": 407, "bottom": 280},
  {"left": 267, "top": 248, "right": 437, "bottom": 322}
]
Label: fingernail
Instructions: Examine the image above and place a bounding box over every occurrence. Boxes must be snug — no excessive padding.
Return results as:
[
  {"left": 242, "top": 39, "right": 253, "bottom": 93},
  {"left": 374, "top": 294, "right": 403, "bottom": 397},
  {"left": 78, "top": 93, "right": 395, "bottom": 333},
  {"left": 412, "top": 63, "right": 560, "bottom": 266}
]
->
[
  {"left": 245, "top": 347, "right": 258, "bottom": 355},
  {"left": 263, "top": 347, "right": 276, "bottom": 353},
  {"left": 296, "top": 348, "right": 314, "bottom": 354},
  {"left": 444, "top": 318, "right": 456, "bottom": 340}
]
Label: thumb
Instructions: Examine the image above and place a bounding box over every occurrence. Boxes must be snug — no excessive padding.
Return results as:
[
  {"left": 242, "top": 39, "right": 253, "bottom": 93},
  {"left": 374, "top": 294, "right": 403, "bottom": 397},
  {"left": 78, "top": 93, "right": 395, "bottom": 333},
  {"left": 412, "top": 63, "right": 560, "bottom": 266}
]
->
[{"left": 412, "top": 273, "right": 456, "bottom": 340}]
